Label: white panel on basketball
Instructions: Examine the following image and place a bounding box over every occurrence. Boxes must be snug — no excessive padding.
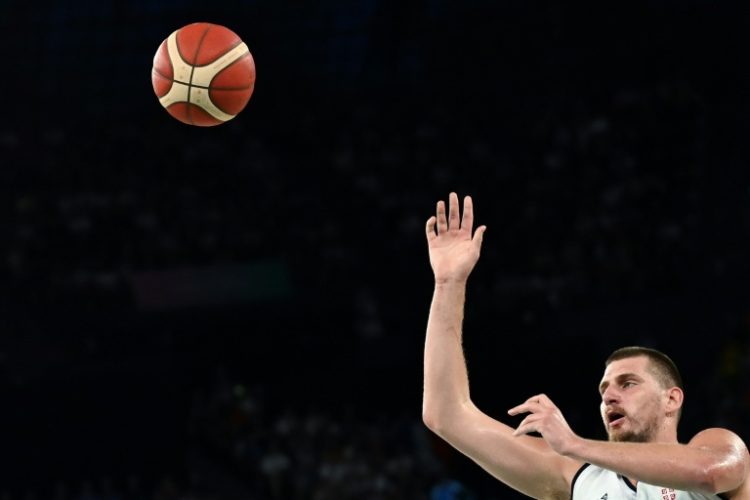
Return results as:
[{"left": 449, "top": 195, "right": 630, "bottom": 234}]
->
[
  {"left": 158, "top": 32, "right": 194, "bottom": 109},
  {"left": 191, "top": 43, "right": 249, "bottom": 86},
  {"left": 166, "top": 31, "right": 192, "bottom": 84},
  {"left": 158, "top": 31, "right": 242, "bottom": 122},
  {"left": 158, "top": 81, "right": 190, "bottom": 108}
]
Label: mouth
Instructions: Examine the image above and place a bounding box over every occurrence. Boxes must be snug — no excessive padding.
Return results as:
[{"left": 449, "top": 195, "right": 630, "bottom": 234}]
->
[{"left": 606, "top": 411, "right": 626, "bottom": 428}]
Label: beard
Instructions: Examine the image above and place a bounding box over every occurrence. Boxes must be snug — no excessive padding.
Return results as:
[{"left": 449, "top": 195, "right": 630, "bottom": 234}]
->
[{"left": 607, "top": 415, "right": 659, "bottom": 442}]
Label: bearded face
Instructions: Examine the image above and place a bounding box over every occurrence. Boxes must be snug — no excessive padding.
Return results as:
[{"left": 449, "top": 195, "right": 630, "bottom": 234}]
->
[
  {"left": 603, "top": 393, "right": 662, "bottom": 442},
  {"left": 599, "top": 356, "right": 671, "bottom": 443}
]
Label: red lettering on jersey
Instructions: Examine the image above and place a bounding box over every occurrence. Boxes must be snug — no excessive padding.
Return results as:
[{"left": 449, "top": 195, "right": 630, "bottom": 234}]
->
[{"left": 661, "top": 488, "right": 676, "bottom": 500}]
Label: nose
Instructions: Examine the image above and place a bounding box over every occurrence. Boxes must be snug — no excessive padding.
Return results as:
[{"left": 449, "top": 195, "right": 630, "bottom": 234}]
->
[{"left": 602, "top": 386, "right": 619, "bottom": 405}]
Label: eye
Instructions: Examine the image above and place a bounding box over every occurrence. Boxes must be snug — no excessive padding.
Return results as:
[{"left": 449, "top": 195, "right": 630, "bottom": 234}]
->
[{"left": 622, "top": 381, "right": 636, "bottom": 389}]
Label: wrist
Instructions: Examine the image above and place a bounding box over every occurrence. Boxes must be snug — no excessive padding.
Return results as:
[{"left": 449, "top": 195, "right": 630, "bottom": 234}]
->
[
  {"left": 562, "top": 435, "right": 587, "bottom": 459},
  {"left": 434, "top": 277, "right": 469, "bottom": 288}
]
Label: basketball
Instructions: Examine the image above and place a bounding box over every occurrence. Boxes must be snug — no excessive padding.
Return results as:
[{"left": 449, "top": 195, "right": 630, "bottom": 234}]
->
[{"left": 151, "top": 22, "right": 256, "bottom": 126}]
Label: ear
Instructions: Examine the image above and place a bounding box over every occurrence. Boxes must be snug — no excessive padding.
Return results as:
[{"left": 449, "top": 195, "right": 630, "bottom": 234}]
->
[{"left": 665, "top": 386, "right": 684, "bottom": 417}]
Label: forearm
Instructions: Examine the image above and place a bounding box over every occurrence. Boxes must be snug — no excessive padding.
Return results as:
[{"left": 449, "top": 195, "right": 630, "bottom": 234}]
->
[
  {"left": 422, "top": 280, "right": 473, "bottom": 431},
  {"left": 567, "top": 439, "right": 723, "bottom": 493}
]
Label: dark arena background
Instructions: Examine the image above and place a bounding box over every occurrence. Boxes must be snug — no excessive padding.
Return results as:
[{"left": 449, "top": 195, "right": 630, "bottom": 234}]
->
[{"left": 1, "top": 1, "right": 749, "bottom": 498}]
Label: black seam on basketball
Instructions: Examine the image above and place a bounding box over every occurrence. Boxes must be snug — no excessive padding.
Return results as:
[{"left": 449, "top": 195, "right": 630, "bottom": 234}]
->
[
  {"left": 187, "top": 25, "right": 212, "bottom": 125},
  {"left": 155, "top": 40, "right": 176, "bottom": 84},
  {"left": 193, "top": 39, "right": 246, "bottom": 67},
  {"left": 152, "top": 68, "right": 190, "bottom": 86},
  {"left": 152, "top": 67, "right": 170, "bottom": 80},
  {"left": 220, "top": 51, "right": 251, "bottom": 73},
  {"left": 208, "top": 53, "right": 253, "bottom": 100},
  {"left": 174, "top": 35, "right": 187, "bottom": 70},
  {"left": 190, "top": 84, "right": 254, "bottom": 91}
]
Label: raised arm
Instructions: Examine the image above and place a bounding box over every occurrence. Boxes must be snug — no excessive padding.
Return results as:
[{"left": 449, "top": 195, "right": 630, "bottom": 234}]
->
[{"left": 421, "top": 193, "right": 581, "bottom": 499}]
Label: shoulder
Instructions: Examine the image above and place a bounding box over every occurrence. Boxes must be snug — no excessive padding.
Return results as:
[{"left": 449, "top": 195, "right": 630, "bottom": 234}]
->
[{"left": 688, "top": 428, "right": 749, "bottom": 452}]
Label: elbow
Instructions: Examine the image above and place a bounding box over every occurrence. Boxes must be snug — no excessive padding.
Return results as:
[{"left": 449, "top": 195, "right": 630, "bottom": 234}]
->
[
  {"left": 696, "top": 467, "right": 719, "bottom": 495},
  {"left": 697, "top": 461, "right": 744, "bottom": 495},
  {"left": 687, "top": 429, "right": 749, "bottom": 494},
  {"left": 422, "top": 402, "right": 470, "bottom": 437},
  {"left": 422, "top": 406, "right": 445, "bottom": 435}
]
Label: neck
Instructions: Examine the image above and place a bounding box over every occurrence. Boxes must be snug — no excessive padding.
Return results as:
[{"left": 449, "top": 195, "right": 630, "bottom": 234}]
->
[{"left": 652, "top": 421, "right": 679, "bottom": 444}]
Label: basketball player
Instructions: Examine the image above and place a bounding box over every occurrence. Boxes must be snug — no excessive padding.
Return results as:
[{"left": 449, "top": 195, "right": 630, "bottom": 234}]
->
[{"left": 422, "top": 193, "right": 750, "bottom": 499}]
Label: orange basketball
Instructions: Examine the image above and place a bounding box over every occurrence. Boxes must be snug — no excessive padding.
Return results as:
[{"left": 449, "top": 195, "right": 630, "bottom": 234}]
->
[{"left": 151, "top": 22, "right": 256, "bottom": 126}]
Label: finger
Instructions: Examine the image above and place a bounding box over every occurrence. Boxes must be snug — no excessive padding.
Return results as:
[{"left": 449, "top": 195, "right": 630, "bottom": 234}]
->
[
  {"left": 448, "top": 192, "right": 460, "bottom": 231},
  {"left": 513, "top": 422, "right": 539, "bottom": 437},
  {"left": 507, "top": 404, "right": 524, "bottom": 416},
  {"left": 507, "top": 401, "right": 541, "bottom": 416},
  {"left": 536, "top": 393, "right": 555, "bottom": 408},
  {"left": 426, "top": 216, "right": 437, "bottom": 242},
  {"left": 436, "top": 201, "right": 448, "bottom": 234},
  {"left": 513, "top": 414, "right": 543, "bottom": 437},
  {"left": 473, "top": 225, "right": 486, "bottom": 249},
  {"left": 523, "top": 394, "right": 554, "bottom": 408},
  {"left": 461, "top": 196, "right": 474, "bottom": 234},
  {"left": 509, "top": 396, "right": 545, "bottom": 415}
]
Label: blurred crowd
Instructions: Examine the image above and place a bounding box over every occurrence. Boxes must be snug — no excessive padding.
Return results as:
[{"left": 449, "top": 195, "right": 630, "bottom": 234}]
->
[
  {"left": 184, "top": 369, "right": 441, "bottom": 499},
  {"left": 4, "top": 79, "right": 740, "bottom": 310},
  {"left": 3, "top": 76, "right": 748, "bottom": 497},
  {"left": 0, "top": 368, "right": 471, "bottom": 500}
]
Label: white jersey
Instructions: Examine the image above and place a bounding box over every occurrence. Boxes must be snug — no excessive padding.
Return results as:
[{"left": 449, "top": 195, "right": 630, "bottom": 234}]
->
[{"left": 572, "top": 464, "right": 728, "bottom": 500}]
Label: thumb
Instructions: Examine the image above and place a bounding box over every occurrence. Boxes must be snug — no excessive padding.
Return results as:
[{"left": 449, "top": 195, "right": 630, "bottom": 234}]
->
[{"left": 473, "top": 225, "right": 487, "bottom": 248}]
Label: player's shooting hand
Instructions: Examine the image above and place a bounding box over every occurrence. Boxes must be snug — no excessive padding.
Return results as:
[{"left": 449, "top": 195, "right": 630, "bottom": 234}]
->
[
  {"left": 426, "top": 193, "right": 487, "bottom": 285},
  {"left": 508, "top": 394, "right": 581, "bottom": 456}
]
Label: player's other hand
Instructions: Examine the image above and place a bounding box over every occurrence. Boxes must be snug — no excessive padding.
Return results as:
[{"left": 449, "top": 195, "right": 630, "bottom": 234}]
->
[
  {"left": 508, "top": 394, "right": 580, "bottom": 456},
  {"left": 426, "top": 193, "right": 487, "bottom": 285}
]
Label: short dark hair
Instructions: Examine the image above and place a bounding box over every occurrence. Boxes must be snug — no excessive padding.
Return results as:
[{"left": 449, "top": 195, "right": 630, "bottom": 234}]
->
[{"left": 605, "top": 346, "right": 684, "bottom": 391}]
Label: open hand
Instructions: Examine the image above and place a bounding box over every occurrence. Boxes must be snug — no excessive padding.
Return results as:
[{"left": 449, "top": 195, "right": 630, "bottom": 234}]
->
[{"left": 426, "top": 193, "right": 487, "bottom": 284}]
